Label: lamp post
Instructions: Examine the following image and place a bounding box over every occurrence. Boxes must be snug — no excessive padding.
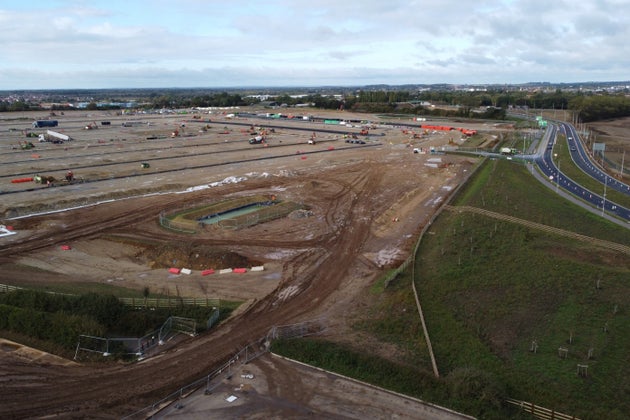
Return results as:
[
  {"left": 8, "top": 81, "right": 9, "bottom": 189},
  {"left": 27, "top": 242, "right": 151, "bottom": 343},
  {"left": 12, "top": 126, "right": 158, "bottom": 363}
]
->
[
  {"left": 554, "top": 154, "right": 560, "bottom": 193},
  {"left": 601, "top": 176, "right": 608, "bottom": 216}
]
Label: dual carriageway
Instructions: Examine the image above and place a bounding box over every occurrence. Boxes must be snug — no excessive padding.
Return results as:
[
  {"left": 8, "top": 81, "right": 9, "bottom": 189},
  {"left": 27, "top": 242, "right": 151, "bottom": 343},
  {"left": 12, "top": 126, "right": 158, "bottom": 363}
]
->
[{"left": 534, "top": 121, "right": 630, "bottom": 224}]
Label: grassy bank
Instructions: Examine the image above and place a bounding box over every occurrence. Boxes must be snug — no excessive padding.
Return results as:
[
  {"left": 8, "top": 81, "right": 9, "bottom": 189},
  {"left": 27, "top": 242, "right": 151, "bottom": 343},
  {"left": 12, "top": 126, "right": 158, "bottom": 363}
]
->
[{"left": 273, "top": 158, "right": 630, "bottom": 419}]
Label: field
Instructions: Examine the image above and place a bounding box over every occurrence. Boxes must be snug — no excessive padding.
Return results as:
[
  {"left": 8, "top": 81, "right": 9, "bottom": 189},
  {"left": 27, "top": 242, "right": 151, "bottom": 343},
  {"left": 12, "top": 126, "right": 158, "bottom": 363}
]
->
[{"left": 0, "top": 108, "right": 483, "bottom": 418}]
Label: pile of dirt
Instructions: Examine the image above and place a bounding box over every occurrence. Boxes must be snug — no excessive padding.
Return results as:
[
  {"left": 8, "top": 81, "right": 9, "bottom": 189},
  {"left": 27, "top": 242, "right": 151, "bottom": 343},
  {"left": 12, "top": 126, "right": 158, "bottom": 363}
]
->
[{"left": 137, "top": 241, "right": 261, "bottom": 270}]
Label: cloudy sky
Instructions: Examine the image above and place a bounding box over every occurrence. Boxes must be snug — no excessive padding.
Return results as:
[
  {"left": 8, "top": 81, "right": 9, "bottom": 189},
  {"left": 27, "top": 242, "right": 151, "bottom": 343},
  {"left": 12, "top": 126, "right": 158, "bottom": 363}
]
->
[{"left": 1, "top": 0, "right": 629, "bottom": 90}]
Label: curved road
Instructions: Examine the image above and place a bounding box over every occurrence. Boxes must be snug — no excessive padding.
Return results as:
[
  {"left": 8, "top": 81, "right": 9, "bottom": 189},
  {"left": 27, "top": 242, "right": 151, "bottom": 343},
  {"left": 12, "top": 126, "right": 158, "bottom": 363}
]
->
[{"left": 533, "top": 122, "right": 630, "bottom": 223}]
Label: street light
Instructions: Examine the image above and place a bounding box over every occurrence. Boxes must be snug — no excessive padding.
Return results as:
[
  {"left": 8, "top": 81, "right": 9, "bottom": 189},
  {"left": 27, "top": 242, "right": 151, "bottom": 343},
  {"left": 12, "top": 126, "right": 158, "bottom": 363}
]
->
[
  {"left": 554, "top": 154, "right": 560, "bottom": 193},
  {"left": 601, "top": 176, "right": 608, "bottom": 216}
]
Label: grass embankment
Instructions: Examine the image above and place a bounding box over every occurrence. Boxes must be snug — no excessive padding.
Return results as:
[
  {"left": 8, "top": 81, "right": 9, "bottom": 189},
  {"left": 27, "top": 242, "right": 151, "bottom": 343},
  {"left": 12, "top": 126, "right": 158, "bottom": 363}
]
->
[{"left": 273, "top": 158, "right": 630, "bottom": 419}]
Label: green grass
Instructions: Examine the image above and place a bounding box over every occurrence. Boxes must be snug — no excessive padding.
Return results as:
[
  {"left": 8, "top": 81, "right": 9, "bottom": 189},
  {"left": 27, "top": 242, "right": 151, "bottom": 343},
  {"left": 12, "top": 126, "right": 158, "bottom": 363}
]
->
[
  {"left": 415, "top": 159, "right": 630, "bottom": 418},
  {"left": 273, "top": 157, "right": 630, "bottom": 419},
  {"left": 455, "top": 159, "right": 630, "bottom": 245}
]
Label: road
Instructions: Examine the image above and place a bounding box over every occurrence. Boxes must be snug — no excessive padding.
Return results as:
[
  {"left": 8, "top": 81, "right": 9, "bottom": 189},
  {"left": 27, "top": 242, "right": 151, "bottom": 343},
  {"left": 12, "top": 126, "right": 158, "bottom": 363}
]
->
[{"left": 534, "top": 122, "right": 630, "bottom": 224}]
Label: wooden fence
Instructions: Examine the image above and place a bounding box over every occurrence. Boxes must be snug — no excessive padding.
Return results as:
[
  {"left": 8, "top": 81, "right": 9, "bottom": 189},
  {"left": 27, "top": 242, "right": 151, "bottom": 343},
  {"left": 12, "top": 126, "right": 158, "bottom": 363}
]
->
[
  {"left": 119, "top": 296, "right": 220, "bottom": 309},
  {"left": 506, "top": 398, "right": 580, "bottom": 420}
]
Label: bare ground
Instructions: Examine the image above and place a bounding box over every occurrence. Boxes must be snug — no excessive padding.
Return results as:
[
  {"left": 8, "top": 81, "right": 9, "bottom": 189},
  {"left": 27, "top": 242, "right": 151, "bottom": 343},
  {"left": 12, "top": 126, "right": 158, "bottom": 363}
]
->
[{"left": 0, "top": 110, "right": 479, "bottom": 418}]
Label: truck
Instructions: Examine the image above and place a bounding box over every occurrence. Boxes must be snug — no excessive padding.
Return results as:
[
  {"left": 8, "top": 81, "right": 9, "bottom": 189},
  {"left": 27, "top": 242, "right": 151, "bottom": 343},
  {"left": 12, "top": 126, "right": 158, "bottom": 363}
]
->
[
  {"left": 38, "top": 130, "right": 71, "bottom": 143},
  {"left": 500, "top": 147, "right": 517, "bottom": 155},
  {"left": 32, "top": 120, "right": 58, "bottom": 128}
]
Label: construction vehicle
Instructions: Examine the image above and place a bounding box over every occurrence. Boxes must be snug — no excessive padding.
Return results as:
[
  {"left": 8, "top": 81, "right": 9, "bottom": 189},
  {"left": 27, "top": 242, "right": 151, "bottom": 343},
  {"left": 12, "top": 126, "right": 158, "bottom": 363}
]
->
[
  {"left": 85, "top": 122, "right": 98, "bottom": 130},
  {"left": 34, "top": 174, "right": 56, "bottom": 185},
  {"left": 249, "top": 135, "right": 265, "bottom": 144},
  {"left": 19, "top": 141, "right": 35, "bottom": 150}
]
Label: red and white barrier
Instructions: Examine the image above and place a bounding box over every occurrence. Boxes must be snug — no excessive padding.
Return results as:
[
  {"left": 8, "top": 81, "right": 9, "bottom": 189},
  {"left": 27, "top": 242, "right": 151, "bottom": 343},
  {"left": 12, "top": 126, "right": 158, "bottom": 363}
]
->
[{"left": 166, "top": 265, "right": 264, "bottom": 277}]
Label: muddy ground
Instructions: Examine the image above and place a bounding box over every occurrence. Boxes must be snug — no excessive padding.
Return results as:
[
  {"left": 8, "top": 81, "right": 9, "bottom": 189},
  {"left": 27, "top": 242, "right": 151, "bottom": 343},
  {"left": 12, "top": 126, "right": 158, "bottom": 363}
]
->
[{"left": 0, "top": 108, "right": 484, "bottom": 418}]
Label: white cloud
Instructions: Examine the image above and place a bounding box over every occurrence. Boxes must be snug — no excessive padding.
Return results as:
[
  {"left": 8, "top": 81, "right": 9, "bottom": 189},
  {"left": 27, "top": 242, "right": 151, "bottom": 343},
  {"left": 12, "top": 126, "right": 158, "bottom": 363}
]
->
[{"left": 0, "top": 0, "right": 628, "bottom": 89}]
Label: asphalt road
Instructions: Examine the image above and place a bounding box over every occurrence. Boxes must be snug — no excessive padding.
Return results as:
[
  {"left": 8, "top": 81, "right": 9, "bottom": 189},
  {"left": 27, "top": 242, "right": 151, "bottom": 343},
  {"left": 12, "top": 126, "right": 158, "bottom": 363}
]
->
[{"left": 534, "top": 122, "right": 630, "bottom": 224}]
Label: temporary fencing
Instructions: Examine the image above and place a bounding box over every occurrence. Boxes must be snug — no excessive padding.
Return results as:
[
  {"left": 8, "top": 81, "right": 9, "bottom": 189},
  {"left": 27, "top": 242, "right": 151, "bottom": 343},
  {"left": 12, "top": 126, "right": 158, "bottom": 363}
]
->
[{"left": 122, "top": 318, "right": 327, "bottom": 419}]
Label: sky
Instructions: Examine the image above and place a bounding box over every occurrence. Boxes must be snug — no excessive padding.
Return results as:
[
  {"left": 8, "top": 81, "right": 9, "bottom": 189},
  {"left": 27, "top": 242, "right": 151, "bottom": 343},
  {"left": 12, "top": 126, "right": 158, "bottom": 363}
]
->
[{"left": 0, "top": 0, "right": 629, "bottom": 90}]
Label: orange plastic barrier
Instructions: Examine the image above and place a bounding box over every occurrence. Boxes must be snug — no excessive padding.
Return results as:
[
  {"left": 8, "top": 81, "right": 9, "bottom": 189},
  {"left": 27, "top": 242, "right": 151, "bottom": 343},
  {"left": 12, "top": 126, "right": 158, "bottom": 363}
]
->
[
  {"left": 60, "top": 245, "right": 72, "bottom": 251},
  {"left": 11, "top": 177, "right": 33, "bottom": 183},
  {"left": 201, "top": 269, "right": 215, "bottom": 276},
  {"left": 233, "top": 268, "right": 247, "bottom": 274},
  {"left": 168, "top": 267, "right": 181, "bottom": 274}
]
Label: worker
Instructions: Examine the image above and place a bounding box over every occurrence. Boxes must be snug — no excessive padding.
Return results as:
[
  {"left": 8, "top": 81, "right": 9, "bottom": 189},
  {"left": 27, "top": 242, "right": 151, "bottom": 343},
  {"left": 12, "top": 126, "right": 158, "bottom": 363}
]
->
[{"left": 66, "top": 170, "right": 74, "bottom": 182}]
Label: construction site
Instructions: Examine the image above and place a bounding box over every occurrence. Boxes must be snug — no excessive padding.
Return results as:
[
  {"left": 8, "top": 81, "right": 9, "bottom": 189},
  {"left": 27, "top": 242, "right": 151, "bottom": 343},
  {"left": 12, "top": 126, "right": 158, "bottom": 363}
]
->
[{"left": 0, "top": 107, "right": 498, "bottom": 418}]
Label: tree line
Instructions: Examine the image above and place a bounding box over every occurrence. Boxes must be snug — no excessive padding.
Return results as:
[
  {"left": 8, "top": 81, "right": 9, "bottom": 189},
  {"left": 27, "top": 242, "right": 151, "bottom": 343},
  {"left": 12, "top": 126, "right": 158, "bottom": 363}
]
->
[{"left": 2, "top": 89, "right": 630, "bottom": 122}]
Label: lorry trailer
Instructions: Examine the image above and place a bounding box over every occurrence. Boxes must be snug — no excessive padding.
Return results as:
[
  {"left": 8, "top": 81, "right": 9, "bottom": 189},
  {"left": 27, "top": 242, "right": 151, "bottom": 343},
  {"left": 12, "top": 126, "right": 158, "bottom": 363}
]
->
[{"left": 32, "top": 120, "right": 59, "bottom": 128}]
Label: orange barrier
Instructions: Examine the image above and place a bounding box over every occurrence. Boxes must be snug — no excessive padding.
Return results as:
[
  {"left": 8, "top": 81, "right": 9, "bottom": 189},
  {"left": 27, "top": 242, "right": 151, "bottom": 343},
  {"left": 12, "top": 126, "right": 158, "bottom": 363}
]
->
[
  {"left": 201, "top": 269, "right": 215, "bottom": 276},
  {"left": 168, "top": 268, "right": 181, "bottom": 274},
  {"left": 11, "top": 177, "right": 33, "bottom": 183},
  {"left": 233, "top": 268, "right": 247, "bottom": 274},
  {"left": 60, "top": 245, "right": 72, "bottom": 251}
]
